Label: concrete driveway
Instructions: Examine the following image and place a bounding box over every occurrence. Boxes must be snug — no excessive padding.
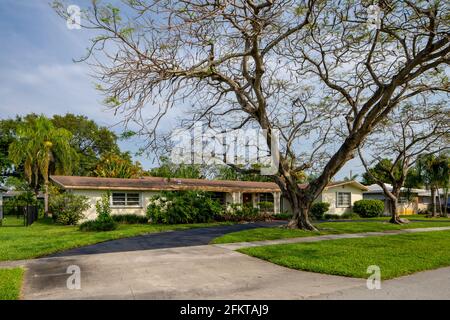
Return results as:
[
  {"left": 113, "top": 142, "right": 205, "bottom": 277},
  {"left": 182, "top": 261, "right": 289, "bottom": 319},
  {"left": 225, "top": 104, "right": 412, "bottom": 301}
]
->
[
  {"left": 23, "top": 244, "right": 366, "bottom": 299},
  {"left": 20, "top": 223, "right": 450, "bottom": 299}
]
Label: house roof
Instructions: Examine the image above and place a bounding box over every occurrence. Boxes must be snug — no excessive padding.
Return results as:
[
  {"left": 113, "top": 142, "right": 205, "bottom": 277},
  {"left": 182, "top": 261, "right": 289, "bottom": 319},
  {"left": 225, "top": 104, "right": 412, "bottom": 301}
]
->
[
  {"left": 364, "top": 184, "right": 424, "bottom": 194},
  {"left": 50, "top": 175, "right": 368, "bottom": 193},
  {"left": 322, "top": 180, "right": 369, "bottom": 191},
  {"left": 50, "top": 175, "right": 280, "bottom": 193}
]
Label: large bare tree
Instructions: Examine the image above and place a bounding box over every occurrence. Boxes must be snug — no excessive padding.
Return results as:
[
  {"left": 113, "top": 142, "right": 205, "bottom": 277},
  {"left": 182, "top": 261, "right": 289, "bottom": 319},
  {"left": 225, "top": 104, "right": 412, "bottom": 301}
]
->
[
  {"left": 54, "top": 0, "right": 449, "bottom": 230},
  {"left": 359, "top": 98, "right": 449, "bottom": 223}
]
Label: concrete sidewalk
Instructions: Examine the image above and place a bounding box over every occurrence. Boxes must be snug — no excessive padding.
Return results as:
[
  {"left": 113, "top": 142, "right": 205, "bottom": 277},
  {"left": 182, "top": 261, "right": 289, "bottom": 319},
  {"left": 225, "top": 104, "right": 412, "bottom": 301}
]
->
[{"left": 213, "top": 226, "right": 450, "bottom": 250}]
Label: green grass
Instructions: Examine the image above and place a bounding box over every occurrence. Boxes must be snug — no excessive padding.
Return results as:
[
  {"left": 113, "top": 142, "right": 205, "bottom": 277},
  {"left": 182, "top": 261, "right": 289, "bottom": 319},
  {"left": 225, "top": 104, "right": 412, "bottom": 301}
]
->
[
  {"left": 0, "top": 218, "right": 232, "bottom": 261},
  {"left": 239, "top": 230, "right": 450, "bottom": 279},
  {"left": 0, "top": 268, "right": 24, "bottom": 300},
  {"left": 211, "top": 220, "right": 450, "bottom": 244},
  {"left": 1, "top": 216, "right": 25, "bottom": 227}
]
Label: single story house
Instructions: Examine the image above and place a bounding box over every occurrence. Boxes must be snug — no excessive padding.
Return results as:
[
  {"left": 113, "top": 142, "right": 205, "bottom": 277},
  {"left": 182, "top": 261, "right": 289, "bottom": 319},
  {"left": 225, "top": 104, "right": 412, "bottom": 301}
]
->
[
  {"left": 50, "top": 175, "right": 368, "bottom": 220},
  {"left": 363, "top": 184, "right": 431, "bottom": 215}
]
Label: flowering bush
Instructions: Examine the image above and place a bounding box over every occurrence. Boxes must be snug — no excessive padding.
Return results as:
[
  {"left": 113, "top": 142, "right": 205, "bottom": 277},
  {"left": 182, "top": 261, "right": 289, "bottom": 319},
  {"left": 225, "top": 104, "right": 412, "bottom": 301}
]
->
[{"left": 221, "top": 203, "right": 267, "bottom": 222}]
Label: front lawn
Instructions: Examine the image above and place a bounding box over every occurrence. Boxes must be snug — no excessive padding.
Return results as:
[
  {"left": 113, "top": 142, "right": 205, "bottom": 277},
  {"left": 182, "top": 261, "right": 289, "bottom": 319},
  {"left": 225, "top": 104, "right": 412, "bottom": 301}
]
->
[
  {"left": 0, "top": 268, "right": 24, "bottom": 300},
  {"left": 211, "top": 220, "right": 450, "bottom": 244},
  {"left": 0, "top": 216, "right": 25, "bottom": 227},
  {"left": 239, "top": 230, "right": 450, "bottom": 279},
  {"left": 0, "top": 218, "right": 232, "bottom": 261}
]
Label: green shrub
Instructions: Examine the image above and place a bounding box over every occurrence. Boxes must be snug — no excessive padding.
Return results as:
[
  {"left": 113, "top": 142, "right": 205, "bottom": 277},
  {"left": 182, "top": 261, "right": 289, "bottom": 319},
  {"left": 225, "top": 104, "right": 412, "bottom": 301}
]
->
[
  {"left": 353, "top": 199, "right": 384, "bottom": 218},
  {"left": 49, "top": 193, "right": 90, "bottom": 225},
  {"left": 341, "top": 212, "right": 360, "bottom": 219},
  {"left": 259, "top": 201, "right": 274, "bottom": 214},
  {"left": 147, "top": 191, "right": 223, "bottom": 224},
  {"left": 80, "top": 192, "right": 117, "bottom": 231},
  {"left": 79, "top": 220, "right": 118, "bottom": 232},
  {"left": 310, "top": 202, "right": 330, "bottom": 220},
  {"left": 272, "top": 212, "right": 292, "bottom": 220},
  {"left": 112, "top": 214, "right": 148, "bottom": 224}
]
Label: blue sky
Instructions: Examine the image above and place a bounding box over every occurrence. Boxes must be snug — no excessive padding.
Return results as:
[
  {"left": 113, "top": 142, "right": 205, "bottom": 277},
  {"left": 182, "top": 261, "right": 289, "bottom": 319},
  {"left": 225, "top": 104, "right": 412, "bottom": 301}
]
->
[{"left": 0, "top": 0, "right": 363, "bottom": 180}]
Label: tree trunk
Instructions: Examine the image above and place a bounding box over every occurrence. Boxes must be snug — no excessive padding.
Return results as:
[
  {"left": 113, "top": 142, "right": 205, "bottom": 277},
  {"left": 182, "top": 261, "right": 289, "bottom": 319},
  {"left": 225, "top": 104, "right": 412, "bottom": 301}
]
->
[
  {"left": 444, "top": 190, "right": 449, "bottom": 217},
  {"left": 431, "top": 188, "right": 437, "bottom": 217},
  {"left": 287, "top": 205, "right": 317, "bottom": 231},
  {"left": 436, "top": 188, "right": 443, "bottom": 216},
  {"left": 389, "top": 199, "right": 403, "bottom": 224},
  {"left": 383, "top": 186, "right": 406, "bottom": 224},
  {"left": 44, "top": 182, "right": 49, "bottom": 218}
]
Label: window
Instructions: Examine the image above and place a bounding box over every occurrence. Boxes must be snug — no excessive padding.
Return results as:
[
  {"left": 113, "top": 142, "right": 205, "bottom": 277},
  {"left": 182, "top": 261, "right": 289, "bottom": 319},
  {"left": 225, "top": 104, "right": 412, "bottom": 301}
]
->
[
  {"left": 112, "top": 192, "right": 141, "bottom": 207},
  {"left": 259, "top": 193, "right": 274, "bottom": 203},
  {"left": 337, "top": 192, "right": 351, "bottom": 207}
]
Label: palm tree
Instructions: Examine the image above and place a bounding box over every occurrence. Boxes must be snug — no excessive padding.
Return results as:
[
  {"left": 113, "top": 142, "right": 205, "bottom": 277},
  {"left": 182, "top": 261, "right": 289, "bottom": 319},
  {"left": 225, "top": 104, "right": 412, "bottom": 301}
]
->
[
  {"left": 416, "top": 154, "right": 449, "bottom": 217},
  {"left": 344, "top": 171, "right": 359, "bottom": 182},
  {"left": 8, "top": 115, "right": 77, "bottom": 217}
]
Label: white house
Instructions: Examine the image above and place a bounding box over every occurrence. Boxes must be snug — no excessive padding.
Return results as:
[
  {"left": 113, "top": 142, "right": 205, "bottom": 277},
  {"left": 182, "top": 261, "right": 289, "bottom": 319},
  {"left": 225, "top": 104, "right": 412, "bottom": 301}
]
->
[
  {"left": 280, "top": 180, "right": 368, "bottom": 215},
  {"left": 50, "top": 176, "right": 368, "bottom": 220}
]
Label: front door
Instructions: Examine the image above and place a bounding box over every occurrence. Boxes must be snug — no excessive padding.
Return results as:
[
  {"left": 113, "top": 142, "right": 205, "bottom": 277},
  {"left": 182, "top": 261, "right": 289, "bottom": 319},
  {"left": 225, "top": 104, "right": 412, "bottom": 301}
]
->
[{"left": 242, "top": 193, "right": 252, "bottom": 205}]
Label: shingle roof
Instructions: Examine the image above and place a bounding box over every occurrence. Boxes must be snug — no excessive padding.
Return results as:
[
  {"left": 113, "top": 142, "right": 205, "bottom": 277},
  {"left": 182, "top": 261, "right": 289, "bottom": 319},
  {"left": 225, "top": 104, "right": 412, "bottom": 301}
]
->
[
  {"left": 50, "top": 175, "right": 368, "bottom": 193},
  {"left": 50, "top": 175, "right": 280, "bottom": 193}
]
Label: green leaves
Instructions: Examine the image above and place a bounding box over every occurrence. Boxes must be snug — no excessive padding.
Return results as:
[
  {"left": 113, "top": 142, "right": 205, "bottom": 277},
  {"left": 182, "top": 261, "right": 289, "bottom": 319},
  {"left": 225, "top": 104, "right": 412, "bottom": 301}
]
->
[
  {"left": 94, "top": 152, "right": 144, "bottom": 178},
  {"left": 8, "top": 115, "right": 77, "bottom": 189}
]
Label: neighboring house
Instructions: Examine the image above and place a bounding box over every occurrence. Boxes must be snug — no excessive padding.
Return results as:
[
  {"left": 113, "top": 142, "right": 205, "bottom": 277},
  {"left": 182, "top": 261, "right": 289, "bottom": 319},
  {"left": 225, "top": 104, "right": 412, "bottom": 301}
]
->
[
  {"left": 417, "top": 188, "right": 449, "bottom": 212},
  {"left": 280, "top": 181, "right": 368, "bottom": 216},
  {"left": 363, "top": 184, "right": 425, "bottom": 215},
  {"left": 50, "top": 175, "right": 368, "bottom": 220}
]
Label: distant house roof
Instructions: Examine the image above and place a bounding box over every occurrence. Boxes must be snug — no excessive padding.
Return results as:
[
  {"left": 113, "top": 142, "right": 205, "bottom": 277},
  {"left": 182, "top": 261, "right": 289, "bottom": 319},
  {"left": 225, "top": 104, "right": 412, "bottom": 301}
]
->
[
  {"left": 1, "top": 190, "right": 45, "bottom": 198},
  {"left": 364, "top": 184, "right": 425, "bottom": 194},
  {"left": 50, "top": 175, "right": 368, "bottom": 193}
]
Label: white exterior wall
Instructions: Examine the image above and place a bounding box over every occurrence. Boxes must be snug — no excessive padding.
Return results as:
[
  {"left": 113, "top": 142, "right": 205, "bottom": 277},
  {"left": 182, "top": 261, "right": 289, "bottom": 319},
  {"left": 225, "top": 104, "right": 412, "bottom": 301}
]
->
[
  {"left": 280, "top": 185, "right": 364, "bottom": 216},
  {"left": 72, "top": 190, "right": 158, "bottom": 221},
  {"left": 225, "top": 192, "right": 235, "bottom": 205},
  {"left": 321, "top": 185, "right": 364, "bottom": 215}
]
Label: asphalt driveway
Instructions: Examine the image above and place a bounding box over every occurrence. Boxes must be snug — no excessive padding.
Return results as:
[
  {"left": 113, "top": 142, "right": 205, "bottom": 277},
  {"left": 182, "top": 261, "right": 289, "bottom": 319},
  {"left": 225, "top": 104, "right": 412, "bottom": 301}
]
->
[{"left": 48, "top": 221, "right": 285, "bottom": 257}]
